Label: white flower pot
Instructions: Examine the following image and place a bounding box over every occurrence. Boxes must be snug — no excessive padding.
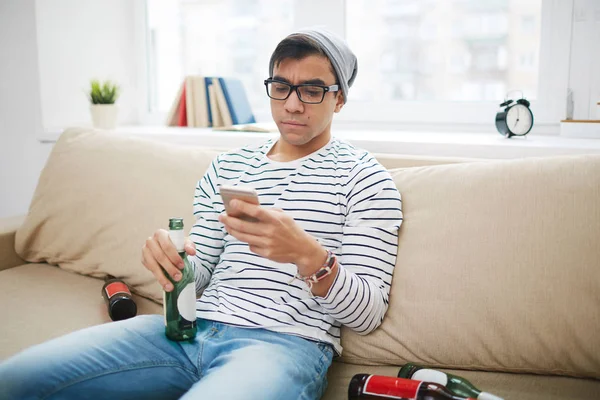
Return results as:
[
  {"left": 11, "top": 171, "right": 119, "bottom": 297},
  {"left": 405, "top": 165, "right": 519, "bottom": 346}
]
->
[{"left": 90, "top": 104, "right": 118, "bottom": 130}]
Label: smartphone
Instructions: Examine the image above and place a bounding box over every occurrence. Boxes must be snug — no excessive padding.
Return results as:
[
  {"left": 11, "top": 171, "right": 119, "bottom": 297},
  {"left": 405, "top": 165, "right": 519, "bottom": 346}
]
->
[{"left": 219, "top": 185, "right": 260, "bottom": 222}]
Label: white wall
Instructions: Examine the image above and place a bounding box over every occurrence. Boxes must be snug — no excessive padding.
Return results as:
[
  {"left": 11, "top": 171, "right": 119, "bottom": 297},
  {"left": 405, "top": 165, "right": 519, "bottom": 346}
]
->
[
  {"left": 0, "top": 0, "right": 51, "bottom": 219},
  {"left": 568, "top": 0, "right": 600, "bottom": 120},
  {"left": 35, "top": 0, "right": 139, "bottom": 129},
  {"left": 0, "top": 0, "right": 140, "bottom": 218}
]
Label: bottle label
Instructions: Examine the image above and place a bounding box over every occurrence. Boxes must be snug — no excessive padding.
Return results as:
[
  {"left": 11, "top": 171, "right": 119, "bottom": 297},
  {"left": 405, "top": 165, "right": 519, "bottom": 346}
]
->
[
  {"left": 177, "top": 282, "right": 197, "bottom": 322},
  {"left": 163, "top": 290, "right": 167, "bottom": 326},
  {"left": 478, "top": 393, "right": 503, "bottom": 400},
  {"left": 169, "top": 229, "right": 185, "bottom": 252},
  {"left": 105, "top": 282, "right": 130, "bottom": 299},
  {"left": 363, "top": 375, "right": 422, "bottom": 399},
  {"left": 412, "top": 369, "right": 448, "bottom": 386}
]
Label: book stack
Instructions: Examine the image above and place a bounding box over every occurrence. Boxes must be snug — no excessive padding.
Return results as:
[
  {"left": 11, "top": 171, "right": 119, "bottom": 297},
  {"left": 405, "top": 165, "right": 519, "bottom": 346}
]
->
[
  {"left": 560, "top": 101, "right": 600, "bottom": 139},
  {"left": 166, "top": 76, "right": 257, "bottom": 129}
]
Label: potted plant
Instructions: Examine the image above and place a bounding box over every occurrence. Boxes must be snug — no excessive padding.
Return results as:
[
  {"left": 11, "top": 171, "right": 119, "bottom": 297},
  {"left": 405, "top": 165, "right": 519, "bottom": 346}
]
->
[{"left": 88, "top": 79, "right": 120, "bottom": 129}]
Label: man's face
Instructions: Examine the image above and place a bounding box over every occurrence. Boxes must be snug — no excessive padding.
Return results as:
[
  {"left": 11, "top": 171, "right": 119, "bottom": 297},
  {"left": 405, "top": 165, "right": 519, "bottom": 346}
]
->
[{"left": 270, "top": 55, "right": 344, "bottom": 150}]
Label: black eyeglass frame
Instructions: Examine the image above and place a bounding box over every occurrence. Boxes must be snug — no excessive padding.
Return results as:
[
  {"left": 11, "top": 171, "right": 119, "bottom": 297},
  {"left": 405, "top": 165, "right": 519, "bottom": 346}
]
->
[{"left": 264, "top": 78, "right": 339, "bottom": 104}]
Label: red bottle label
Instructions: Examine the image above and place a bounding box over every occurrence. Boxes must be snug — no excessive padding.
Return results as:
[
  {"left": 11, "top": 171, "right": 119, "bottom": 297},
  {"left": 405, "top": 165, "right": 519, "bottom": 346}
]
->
[
  {"left": 105, "top": 282, "right": 130, "bottom": 299},
  {"left": 363, "top": 375, "right": 422, "bottom": 399}
]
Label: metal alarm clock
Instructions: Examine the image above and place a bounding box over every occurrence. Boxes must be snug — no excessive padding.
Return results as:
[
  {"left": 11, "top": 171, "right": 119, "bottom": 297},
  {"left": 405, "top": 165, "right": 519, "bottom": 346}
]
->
[{"left": 495, "top": 91, "right": 534, "bottom": 138}]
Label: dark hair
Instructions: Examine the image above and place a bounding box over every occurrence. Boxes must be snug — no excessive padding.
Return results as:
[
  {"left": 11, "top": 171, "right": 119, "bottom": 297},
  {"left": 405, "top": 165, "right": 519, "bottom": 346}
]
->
[{"left": 269, "top": 34, "right": 337, "bottom": 81}]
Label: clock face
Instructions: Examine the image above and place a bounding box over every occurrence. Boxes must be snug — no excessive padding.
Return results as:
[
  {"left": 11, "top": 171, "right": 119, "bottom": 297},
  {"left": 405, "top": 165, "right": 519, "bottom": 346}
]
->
[{"left": 505, "top": 104, "right": 533, "bottom": 135}]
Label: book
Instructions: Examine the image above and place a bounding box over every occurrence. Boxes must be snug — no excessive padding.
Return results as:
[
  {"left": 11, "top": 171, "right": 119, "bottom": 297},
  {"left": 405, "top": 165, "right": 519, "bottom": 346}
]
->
[
  {"left": 177, "top": 84, "right": 187, "bottom": 127},
  {"left": 191, "top": 76, "right": 209, "bottom": 127},
  {"left": 185, "top": 76, "right": 195, "bottom": 127},
  {"left": 166, "top": 81, "right": 184, "bottom": 126},
  {"left": 560, "top": 119, "right": 600, "bottom": 139},
  {"left": 217, "top": 77, "right": 256, "bottom": 125},
  {"left": 208, "top": 83, "right": 223, "bottom": 127},
  {"left": 204, "top": 77, "right": 214, "bottom": 127},
  {"left": 213, "top": 78, "right": 233, "bottom": 127},
  {"left": 213, "top": 122, "right": 278, "bottom": 133}
]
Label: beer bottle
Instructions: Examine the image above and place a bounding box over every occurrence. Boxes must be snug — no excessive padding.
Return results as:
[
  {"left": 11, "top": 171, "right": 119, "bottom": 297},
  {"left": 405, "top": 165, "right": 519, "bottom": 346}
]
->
[
  {"left": 163, "top": 218, "right": 197, "bottom": 341},
  {"left": 398, "top": 363, "right": 503, "bottom": 400},
  {"left": 102, "top": 275, "right": 137, "bottom": 321},
  {"left": 348, "top": 374, "right": 476, "bottom": 400}
]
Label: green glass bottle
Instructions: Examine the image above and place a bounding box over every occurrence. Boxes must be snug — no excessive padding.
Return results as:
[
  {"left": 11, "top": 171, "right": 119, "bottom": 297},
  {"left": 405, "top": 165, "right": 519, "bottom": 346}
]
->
[
  {"left": 398, "top": 363, "right": 503, "bottom": 400},
  {"left": 163, "top": 218, "right": 197, "bottom": 341}
]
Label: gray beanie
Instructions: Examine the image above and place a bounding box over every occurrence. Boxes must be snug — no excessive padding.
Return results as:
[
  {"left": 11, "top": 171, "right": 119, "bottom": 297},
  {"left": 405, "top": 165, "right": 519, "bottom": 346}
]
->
[{"left": 269, "top": 28, "right": 358, "bottom": 104}]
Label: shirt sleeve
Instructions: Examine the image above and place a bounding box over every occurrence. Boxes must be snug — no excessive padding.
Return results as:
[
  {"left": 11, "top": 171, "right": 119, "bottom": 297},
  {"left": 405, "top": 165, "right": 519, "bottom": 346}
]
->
[
  {"left": 313, "top": 156, "right": 402, "bottom": 335},
  {"left": 188, "top": 156, "right": 225, "bottom": 294}
]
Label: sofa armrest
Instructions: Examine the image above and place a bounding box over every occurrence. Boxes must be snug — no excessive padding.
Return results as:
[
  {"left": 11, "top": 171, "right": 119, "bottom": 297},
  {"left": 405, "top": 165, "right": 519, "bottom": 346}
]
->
[{"left": 0, "top": 215, "right": 27, "bottom": 271}]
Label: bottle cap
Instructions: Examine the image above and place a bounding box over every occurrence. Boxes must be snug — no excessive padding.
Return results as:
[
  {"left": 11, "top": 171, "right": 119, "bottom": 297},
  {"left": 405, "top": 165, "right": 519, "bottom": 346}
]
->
[
  {"left": 169, "top": 218, "right": 184, "bottom": 230},
  {"left": 109, "top": 297, "right": 137, "bottom": 321}
]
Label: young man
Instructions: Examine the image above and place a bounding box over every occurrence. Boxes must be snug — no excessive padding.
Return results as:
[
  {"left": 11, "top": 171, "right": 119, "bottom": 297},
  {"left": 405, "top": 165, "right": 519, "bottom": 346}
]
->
[{"left": 0, "top": 28, "right": 402, "bottom": 400}]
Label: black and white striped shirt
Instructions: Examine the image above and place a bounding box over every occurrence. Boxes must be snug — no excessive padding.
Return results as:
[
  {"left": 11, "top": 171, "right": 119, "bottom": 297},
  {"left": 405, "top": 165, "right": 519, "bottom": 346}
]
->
[{"left": 189, "top": 137, "right": 402, "bottom": 354}]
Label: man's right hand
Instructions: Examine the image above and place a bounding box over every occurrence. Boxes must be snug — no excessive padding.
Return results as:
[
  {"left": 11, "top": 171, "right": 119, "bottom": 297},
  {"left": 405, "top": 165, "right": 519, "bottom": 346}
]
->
[{"left": 141, "top": 229, "right": 197, "bottom": 292}]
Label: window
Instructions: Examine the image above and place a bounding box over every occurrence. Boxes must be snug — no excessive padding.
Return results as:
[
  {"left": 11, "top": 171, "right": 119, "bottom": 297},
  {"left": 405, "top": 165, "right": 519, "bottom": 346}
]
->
[
  {"left": 346, "top": 0, "right": 542, "bottom": 103},
  {"left": 145, "top": 0, "right": 294, "bottom": 119},
  {"left": 139, "top": 0, "right": 573, "bottom": 128}
]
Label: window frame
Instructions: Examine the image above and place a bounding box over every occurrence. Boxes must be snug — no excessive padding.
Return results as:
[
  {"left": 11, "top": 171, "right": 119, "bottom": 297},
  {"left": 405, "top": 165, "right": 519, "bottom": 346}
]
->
[{"left": 134, "top": 0, "right": 574, "bottom": 131}]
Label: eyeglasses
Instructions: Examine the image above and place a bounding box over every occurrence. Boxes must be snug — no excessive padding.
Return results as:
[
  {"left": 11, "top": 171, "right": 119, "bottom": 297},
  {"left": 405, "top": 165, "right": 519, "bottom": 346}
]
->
[{"left": 264, "top": 78, "right": 339, "bottom": 104}]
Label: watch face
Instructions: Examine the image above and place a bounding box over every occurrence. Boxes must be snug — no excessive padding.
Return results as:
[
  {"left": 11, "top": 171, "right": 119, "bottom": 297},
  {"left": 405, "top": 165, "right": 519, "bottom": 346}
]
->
[{"left": 506, "top": 104, "right": 533, "bottom": 135}]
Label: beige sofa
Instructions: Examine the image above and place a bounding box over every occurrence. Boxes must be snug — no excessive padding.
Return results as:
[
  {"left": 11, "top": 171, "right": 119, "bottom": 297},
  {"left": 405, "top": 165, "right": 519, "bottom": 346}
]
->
[{"left": 1, "top": 128, "right": 599, "bottom": 400}]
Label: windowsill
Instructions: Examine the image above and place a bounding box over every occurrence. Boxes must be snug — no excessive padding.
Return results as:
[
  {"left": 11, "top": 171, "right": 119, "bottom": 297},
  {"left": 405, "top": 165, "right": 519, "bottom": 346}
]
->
[{"left": 39, "top": 125, "right": 600, "bottom": 160}]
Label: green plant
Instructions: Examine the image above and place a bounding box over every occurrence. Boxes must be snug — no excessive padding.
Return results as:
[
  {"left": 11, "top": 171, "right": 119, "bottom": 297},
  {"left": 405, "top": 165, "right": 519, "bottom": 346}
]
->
[{"left": 88, "top": 79, "right": 120, "bottom": 104}]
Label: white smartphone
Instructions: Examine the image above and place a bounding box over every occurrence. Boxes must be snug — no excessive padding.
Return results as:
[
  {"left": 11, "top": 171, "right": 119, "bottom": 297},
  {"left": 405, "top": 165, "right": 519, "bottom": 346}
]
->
[{"left": 219, "top": 185, "right": 260, "bottom": 222}]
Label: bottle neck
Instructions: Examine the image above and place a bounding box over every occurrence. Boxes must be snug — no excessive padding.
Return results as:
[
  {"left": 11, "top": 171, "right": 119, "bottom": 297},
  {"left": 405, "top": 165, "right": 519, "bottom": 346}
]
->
[{"left": 398, "top": 364, "right": 422, "bottom": 379}]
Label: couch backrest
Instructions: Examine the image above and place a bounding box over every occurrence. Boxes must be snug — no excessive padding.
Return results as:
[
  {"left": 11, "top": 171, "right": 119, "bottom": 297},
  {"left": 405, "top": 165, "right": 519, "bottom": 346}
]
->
[
  {"left": 340, "top": 154, "right": 600, "bottom": 379},
  {"left": 15, "top": 128, "right": 600, "bottom": 379},
  {"left": 17, "top": 129, "right": 470, "bottom": 303},
  {"left": 16, "top": 128, "right": 222, "bottom": 302},
  {"left": 372, "top": 153, "right": 480, "bottom": 170}
]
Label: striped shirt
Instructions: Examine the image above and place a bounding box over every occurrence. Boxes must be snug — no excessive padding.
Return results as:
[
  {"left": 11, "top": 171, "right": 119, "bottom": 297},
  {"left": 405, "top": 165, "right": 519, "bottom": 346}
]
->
[{"left": 189, "top": 137, "right": 403, "bottom": 354}]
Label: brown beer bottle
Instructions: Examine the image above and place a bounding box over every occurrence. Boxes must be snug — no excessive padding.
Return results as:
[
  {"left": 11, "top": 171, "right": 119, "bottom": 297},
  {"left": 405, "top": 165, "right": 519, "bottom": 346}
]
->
[
  {"left": 101, "top": 275, "right": 137, "bottom": 321},
  {"left": 348, "top": 374, "right": 476, "bottom": 400}
]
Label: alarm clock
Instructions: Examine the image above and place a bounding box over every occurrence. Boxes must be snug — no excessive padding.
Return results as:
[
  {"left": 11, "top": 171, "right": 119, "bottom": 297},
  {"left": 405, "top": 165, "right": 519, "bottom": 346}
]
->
[{"left": 495, "top": 92, "right": 534, "bottom": 138}]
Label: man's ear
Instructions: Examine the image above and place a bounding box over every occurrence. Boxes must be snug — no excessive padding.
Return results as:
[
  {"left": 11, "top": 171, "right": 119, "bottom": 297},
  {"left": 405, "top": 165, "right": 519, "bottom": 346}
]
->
[{"left": 334, "top": 92, "right": 344, "bottom": 113}]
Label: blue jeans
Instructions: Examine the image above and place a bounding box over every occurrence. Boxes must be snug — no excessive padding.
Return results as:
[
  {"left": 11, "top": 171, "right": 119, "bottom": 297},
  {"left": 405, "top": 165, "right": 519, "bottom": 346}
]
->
[{"left": 0, "top": 315, "right": 333, "bottom": 400}]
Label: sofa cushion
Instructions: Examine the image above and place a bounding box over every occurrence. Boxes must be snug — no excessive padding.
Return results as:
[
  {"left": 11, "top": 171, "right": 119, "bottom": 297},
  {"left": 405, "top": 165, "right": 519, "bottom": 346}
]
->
[
  {"left": 15, "top": 128, "right": 221, "bottom": 303},
  {"left": 340, "top": 155, "right": 600, "bottom": 379},
  {"left": 0, "top": 263, "right": 161, "bottom": 360},
  {"left": 322, "top": 362, "right": 600, "bottom": 400}
]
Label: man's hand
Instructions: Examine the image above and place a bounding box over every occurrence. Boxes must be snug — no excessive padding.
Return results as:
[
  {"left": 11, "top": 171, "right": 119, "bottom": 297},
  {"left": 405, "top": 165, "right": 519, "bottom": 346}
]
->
[
  {"left": 141, "top": 229, "right": 196, "bottom": 292},
  {"left": 219, "top": 200, "right": 324, "bottom": 269},
  {"left": 219, "top": 200, "right": 337, "bottom": 296}
]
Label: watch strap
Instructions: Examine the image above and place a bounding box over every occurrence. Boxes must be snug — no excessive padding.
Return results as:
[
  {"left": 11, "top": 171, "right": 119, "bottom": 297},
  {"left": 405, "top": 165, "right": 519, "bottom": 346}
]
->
[{"left": 289, "top": 250, "right": 337, "bottom": 290}]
